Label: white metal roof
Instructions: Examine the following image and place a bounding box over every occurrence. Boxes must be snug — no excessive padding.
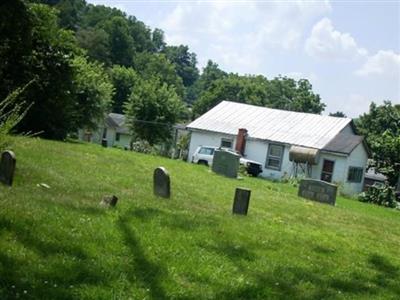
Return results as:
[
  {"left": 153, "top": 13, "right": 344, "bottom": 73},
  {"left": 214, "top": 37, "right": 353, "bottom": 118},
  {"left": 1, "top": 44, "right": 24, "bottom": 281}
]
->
[{"left": 187, "top": 101, "right": 353, "bottom": 149}]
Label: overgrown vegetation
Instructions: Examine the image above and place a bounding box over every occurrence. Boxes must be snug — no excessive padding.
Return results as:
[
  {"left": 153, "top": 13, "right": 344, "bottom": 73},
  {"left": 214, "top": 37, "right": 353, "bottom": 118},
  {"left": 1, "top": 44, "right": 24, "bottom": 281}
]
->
[
  {"left": 0, "top": 136, "right": 399, "bottom": 299},
  {"left": 359, "top": 184, "right": 399, "bottom": 209},
  {"left": 355, "top": 101, "right": 400, "bottom": 186},
  {"left": 0, "top": 82, "right": 32, "bottom": 150}
]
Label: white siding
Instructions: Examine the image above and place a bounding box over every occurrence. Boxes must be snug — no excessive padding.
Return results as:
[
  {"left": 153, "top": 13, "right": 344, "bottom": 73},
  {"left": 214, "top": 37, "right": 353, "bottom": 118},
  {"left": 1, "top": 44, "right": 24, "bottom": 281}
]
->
[
  {"left": 114, "top": 133, "right": 131, "bottom": 148},
  {"left": 188, "top": 130, "right": 237, "bottom": 162},
  {"left": 311, "top": 152, "right": 348, "bottom": 186},
  {"left": 188, "top": 129, "right": 368, "bottom": 195},
  {"left": 342, "top": 142, "right": 368, "bottom": 195},
  {"left": 245, "top": 140, "right": 292, "bottom": 179}
]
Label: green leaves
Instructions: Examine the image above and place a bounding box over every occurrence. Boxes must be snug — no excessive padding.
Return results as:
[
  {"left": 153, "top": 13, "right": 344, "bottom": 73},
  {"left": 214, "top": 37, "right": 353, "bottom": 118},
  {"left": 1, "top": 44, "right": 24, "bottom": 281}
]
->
[
  {"left": 193, "top": 74, "right": 325, "bottom": 117},
  {"left": 356, "top": 102, "right": 400, "bottom": 186},
  {"left": 124, "top": 77, "right": 184, "bottom": 145}
]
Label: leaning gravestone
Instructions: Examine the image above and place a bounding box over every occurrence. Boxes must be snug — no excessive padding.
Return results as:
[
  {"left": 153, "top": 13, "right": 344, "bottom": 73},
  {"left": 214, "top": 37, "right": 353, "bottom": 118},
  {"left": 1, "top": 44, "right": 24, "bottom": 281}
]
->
[
  {"left": 298, "top": 179, "right": 337, "bottom": 206},
  {"left": 232, "top": 187, "right": 251, "bottom": 215},
  {"left": 153, "top": 167, "right": 170, "bottom": 198},
  {"left": 0, "top": 150, "right": 16, "bottom": 186},
  {"left": 212, "top": 149, "right": 240, "bottom": 178}
]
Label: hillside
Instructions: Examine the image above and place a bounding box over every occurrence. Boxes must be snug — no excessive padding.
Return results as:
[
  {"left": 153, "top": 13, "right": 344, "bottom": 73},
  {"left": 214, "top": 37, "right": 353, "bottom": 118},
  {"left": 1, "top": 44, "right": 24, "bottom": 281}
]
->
[{"left": 0, "top": 137, "right": 399, "bottom": 299}]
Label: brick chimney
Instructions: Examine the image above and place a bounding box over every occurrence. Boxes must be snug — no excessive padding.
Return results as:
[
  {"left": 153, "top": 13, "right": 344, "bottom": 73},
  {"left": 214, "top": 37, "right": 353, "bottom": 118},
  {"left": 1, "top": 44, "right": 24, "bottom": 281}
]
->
[{"left": 235, "top": 128, "right": 248, "bottom": 155}]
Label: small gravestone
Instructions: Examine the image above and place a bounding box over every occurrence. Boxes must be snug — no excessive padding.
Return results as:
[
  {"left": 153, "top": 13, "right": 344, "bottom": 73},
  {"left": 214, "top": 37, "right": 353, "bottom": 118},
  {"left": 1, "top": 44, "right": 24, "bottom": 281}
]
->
[
  {"left": 153, "top": 167, "right": 170, "bottom": 198},
  {"left": 0, "top": 151, "right": 16, "bottom": 186},
  {"left": 212, "top": 149, "right": 240, "bottom": 178},
  {"left": 232, "top": 188, "right": 251, "bottom": 215},
  {"left": 100, "top": 195, "right": 118, "bottom": 207},
  {"left": 298, "top": 179, "right": 337, "bottom": 205}
]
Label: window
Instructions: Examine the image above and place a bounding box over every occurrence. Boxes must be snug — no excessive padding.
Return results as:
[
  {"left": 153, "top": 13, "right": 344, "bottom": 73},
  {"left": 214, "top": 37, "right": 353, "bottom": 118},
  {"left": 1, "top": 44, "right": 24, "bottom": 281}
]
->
[
  {"left": 115, "top": 133, "right": 120, "bottom": 142},
  {"left": 321, "top": 159, "right": 335, "bottom": 182},
  {"left": 221, "top": 138, "right": 233, "bottom": 148},
  {"left": 199, "top": 147, "right": 215, "bottom": 155},
  {"left": 348, "top": 167, "right": 363, "bottom": 183},
  {"left": 265, "top": 144, "right": 284, "bottom": 170}
]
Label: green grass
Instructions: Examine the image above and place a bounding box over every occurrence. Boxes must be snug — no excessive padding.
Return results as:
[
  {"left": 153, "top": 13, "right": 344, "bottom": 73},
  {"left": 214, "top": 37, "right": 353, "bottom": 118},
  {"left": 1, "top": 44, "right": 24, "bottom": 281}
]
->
[{"left": 1, "top": 136, "right": 399, "bottom": 300}]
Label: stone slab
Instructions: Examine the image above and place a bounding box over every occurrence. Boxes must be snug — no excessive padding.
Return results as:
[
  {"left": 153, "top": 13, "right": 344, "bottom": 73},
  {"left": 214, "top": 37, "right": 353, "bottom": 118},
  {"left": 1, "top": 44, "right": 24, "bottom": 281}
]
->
[
  {"left": 232, "top": 187, "right": 251, "bottom": 215},
  {"left": 298, "top": 179, "right": 337, "bottom": 205},
  {"left": 0, "top": 150, "right": 16, "bottom": 186},
  {"left": 212, "top": 149, "right": 240, "bottom": 178},
  {"left": 153, "top": 167, "right": 170, "bottom": 198}
]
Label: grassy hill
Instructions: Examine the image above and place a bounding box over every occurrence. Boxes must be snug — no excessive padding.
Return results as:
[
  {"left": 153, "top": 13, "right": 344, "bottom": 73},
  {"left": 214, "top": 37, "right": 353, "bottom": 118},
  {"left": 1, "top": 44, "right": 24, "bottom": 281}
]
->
[{"left": 0, "top": 137, "right": 399, "bottom": 299}]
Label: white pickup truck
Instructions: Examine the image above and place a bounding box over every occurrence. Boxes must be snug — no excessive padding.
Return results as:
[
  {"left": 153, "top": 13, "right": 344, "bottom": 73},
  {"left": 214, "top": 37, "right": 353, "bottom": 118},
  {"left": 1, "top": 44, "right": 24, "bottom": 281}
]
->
[{"left": 191, "top": 146, "right": 263, "bottom": 177}]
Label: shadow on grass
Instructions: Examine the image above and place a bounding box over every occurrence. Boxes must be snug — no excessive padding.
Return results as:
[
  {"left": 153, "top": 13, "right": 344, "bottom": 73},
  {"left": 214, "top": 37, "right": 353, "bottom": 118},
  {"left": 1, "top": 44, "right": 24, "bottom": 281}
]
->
[
  {"left": 0, "top": 216, "right": 108, "bottom": 300},
  {"left": 130, "top": 207, "right": 218, "bottom": 232},
  {"left": 201, "top": 240, "right": 257, "bottom": 263},
  {"left": 213, "top": 252, "right": 400, "bottom": 300},
  {"left": 117, "top": 212, "right": 168, "bottom": 299}
]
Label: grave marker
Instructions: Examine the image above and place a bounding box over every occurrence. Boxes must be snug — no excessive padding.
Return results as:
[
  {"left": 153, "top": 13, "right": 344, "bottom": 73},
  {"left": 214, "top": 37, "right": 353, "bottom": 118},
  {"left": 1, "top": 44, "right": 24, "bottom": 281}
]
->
[
  {"left": 232, "top": 187, "right": 251, "bottom": 215},
  {"left": 212, "top": 149, "right": 240, "bottom": 178},
  {"left": 153, "top": 167, "right": 170, "bottom": 198},
  {"left": 298, "top": 179, "right": 337, "bottom": 205},
  {"left": 0, "top": 150, "right": 16, "bottom": 186}
]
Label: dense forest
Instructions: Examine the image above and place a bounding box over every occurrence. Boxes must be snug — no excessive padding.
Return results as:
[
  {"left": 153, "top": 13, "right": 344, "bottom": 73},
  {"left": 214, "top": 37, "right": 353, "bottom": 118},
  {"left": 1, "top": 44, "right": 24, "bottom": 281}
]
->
[
  {"left": 1, "top": 0, "right": 398, "bottom": 185},
  {"left": 1, "top": 0, "right": 325, "bottom": 141}
]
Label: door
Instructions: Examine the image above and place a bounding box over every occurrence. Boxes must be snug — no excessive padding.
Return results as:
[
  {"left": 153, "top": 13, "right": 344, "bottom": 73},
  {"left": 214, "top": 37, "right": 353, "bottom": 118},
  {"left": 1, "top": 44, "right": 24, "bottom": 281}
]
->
[{"left": 321, "top": 159, "right": 334, "bottom": 182}]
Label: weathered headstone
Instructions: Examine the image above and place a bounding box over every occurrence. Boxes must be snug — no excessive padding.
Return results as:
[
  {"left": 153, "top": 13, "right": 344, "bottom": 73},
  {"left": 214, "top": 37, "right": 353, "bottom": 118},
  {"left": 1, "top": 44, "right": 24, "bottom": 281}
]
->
[
  {"left": 232, "top": 187, "right": 251, "bottom": 215},
  {"left": 100, "top": 195, "right": 118, "bottom": 207},
  {"left": 298, "top": 179, "right": 337, "bottom": 205},
  {"left": 153, "top": 167, "right": 170, "bottom": 198},
  {"left": 0, "top": 151, "right": 16, "bottom": 186},
  {"left": 212, "top": 149, "right": 240, "bottom": 178}
]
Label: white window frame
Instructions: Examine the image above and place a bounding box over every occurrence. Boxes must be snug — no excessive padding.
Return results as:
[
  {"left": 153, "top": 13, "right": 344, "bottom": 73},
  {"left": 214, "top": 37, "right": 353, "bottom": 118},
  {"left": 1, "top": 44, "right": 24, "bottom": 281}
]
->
[
  {"left": 221, "top": 138, "right": 233, "bottom": 149},
  {"left": 265, "top": 143, "right": 284, "bottom": 171}
]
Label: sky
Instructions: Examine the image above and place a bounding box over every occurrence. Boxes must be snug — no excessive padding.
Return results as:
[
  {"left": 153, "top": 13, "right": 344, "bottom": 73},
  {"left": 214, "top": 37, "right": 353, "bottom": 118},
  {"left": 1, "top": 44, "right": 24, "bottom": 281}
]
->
[{"left": 87, "top": 0, "right": 400, "bottom": 118}]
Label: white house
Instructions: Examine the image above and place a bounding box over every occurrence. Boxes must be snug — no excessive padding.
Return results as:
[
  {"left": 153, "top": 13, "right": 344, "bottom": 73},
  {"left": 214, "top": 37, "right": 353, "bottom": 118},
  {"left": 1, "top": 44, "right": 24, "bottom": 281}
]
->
[
  {"left": 78, "top": 113, "right": 131, "bottom": 149},
  {"left": 187, "top": 101, "right": 369, "bottom": 195}
]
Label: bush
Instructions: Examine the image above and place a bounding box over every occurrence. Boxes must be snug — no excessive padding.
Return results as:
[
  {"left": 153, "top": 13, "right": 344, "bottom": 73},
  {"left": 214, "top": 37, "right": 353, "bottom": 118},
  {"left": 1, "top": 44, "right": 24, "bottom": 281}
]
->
[{"left": 359, "top": 184, "right": 398, "bottom": 208}]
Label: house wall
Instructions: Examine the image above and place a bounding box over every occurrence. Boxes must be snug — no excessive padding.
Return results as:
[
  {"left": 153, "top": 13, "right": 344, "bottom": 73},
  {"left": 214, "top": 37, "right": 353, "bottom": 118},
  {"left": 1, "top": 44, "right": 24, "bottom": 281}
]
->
[
  {"left": 188, "top": 129, "right": 368, "bottom": 195},
  {"left": 311, "top": 152, "right": 348, "bottom": 187},
  {"left": 113, "top": 133, "right": 131, "bottom": 148},
  {"left": 188, "top": 130, "right": 237, "bottom": 161},
  {"left": 342, "top": 142, "right": 368, "bottom": 195}
]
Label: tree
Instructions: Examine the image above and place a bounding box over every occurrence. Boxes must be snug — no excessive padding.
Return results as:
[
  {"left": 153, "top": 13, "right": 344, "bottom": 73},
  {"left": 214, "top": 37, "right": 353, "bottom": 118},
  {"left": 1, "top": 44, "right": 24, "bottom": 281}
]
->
[
  {"left": 152, "top": 28, "right": 166, "bottom": 52},
  {"left": 187, "top": 60, "right": 227, "bottom": 104},
  {"left": 163, "top": 45, "right": 199, "bottom": 87},
  {"left": 9, "top": 3, "right": 112, "bottom": 139},
  {"left": 134, "top": 52, "right": 184, "bottom": 98},
  {"left": 0, "top": 0, "right": 33, "bottom": 101},
  {"left": 192, "top": 74, "right": 325, "bottom": 117},
  {"left": 124, "top": 77, "right": 184, "bottom": 145},
  {"left": 329, "top": 111, "right": 347, "bottom": 118},
  {"left": 70, "top": 56, "right": 114, "bottom": 130},
  {"left": 265, "top": 77, "right": 325, "bottom": 114},
  {"left": 109, "top": 65, "right": 139, "bottom": 114},
  {"left": 102, "top": 16, "right": 134, "bottom": 66},
  {"left": 76, "top": 28, "right": 111, "bottom": 65},
  {"left": 356, "top": 101, "right": 400, "bottom": 186}
]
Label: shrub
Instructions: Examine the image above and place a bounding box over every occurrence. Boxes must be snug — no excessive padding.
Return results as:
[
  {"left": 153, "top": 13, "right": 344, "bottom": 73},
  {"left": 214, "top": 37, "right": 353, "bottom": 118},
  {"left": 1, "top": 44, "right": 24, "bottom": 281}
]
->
[{"left": 359, "top": 184, "right": 398, "bottom": 208}]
